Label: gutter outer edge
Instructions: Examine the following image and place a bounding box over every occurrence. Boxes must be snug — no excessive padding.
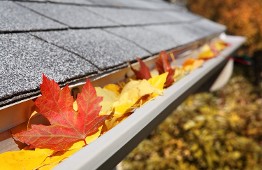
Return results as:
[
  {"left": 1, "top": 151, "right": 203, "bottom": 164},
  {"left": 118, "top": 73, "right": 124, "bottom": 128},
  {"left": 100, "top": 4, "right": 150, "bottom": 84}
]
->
[{"left": 55, "top": 35, "right": 246, "bottom": 170}]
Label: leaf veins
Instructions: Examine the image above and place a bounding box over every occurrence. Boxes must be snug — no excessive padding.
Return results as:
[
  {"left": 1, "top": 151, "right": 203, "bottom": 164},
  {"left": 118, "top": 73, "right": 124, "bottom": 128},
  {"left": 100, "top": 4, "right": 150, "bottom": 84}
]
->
[{"left": 13, "top": 75, "right": 109, "bottom": 151}]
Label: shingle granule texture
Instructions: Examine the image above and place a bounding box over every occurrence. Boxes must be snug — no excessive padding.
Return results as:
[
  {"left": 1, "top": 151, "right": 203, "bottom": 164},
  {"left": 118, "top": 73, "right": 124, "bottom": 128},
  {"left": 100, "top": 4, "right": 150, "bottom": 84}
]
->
[
  {"left": 13, "top": 0, "right": 47, "bottom": 2},
  {"left": 166, "top": 10, "right": 201, "bottom": 22},
  {"left": 18, "top": 2, "right": 118, "bottom": 28},
  {"left": 33, "top": 29, "right": 150, "bottom": 70},
  {"left": 145, "top": 20, "right": 225, "bottom": 45},
  {"left": 144, "top": 24, "right": 202, "bottom": 45},
  {"left": 88, "top": 0, "right": 181, "bottom": 10},
  {"left": 48, "top": 0, "right": 93, "bottom": 5},
  {"left": 87, "top": 7, "right": 185, "bottom": 25},
  {"left": 105, "top": 26, "right": 179, "bottom": 54},
  {"left": 0, "top": 33, "right": 97, "bottom": 106},
  {"left": 0, "top": 1, "right": 66, "bottom": 32},
  {"left": 193, "top": 19, "right": 226, "bottom": 34},
  {"left": 0, "top": 0, "right": 227, "bottom": 107}
]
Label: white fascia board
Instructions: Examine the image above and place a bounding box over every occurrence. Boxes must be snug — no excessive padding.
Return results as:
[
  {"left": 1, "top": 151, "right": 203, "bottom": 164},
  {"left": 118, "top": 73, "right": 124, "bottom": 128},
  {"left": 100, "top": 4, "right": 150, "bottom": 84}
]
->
[{"left": 55, "top": 35, "right": 245, "bottom": 170}]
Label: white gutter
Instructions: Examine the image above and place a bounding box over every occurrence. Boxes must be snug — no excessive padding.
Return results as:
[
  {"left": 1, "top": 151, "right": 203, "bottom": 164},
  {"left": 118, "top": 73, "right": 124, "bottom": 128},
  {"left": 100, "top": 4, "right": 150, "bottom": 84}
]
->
[{"left": 55, "top": 35, "right": 245, "bottom": 170}]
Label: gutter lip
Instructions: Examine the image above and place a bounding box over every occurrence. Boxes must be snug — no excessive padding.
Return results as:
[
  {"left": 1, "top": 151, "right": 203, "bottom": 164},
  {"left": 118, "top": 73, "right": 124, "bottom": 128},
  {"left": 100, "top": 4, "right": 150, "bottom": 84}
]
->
[{"left": 55, "top": 35, "right": 246, "bottom": 170}]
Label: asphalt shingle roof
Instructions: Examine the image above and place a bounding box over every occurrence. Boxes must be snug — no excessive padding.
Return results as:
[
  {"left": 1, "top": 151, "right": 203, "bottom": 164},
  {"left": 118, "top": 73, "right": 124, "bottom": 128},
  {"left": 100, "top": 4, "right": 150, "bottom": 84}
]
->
[
  {"left": 88, "top": 0, "right": 181, "bottom": 10},
  {"left": 0, "top": 33, "right": 97, "bottom": 106},
  {"left": 18, "top": 2, "right": 118, "bottom": 28},
  {"left": 0, "top": 1, "right": 66, "bottom": 32},
  {"left": 105, "top": 26, "right": 180, "bottom": 54},
  {"left": 32, "top": 29, "right": 150, "bottom": 70},
  {"left": 49, "top": 0, "right": 93, "bottom": 5},
  {"left": 144, "top": 24, "right": 201, "bottom": 45},
  {"left": 0, "top": 0, "right": 226, "bottom": 107},
  {"left": 87, "top": 8, "right": 186, "bottom": 25}
]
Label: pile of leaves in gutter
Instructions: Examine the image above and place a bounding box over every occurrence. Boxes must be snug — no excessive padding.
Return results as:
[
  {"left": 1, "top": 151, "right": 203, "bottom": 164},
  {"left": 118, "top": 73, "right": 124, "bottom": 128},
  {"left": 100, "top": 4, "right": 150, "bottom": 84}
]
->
[
  {"left": 121, "top": 68, "right": 262, "bottom": 170},
  {"left": 0, "top": 40, "right": 228, "bottom": 169}
]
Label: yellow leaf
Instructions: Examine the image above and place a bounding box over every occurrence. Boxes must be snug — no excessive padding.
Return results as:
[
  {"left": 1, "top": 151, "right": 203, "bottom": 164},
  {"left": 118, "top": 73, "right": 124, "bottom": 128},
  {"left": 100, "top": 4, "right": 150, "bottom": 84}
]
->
[
  {"left": 123, "top": 80, "right": 160, "bottom": 96},
  {"left": 38, "top": 149, "right": 80, "bottom": 170},
  {"left": 104, "top": 84, "right": 121, "bottom": 95},
  {"left": 95, "top": 87, "right": 119, "bottom": 115},
  {"left": 148, "top": 72, "right": 168, "bottom": 90},
  {"left": 193, "top": 59, "right": 204, "bottom": 69},
  {"left": 105, "top": 117, "right": 119, "bottom": 130},
  {"left": 39, "top": 127, "right": 102, "bottom": 169},
  {"left": 85, "top": 126, "right": 103, "bottom": 144},
  {"left": 0, "top": 149, "right": 53, "bottom": 170},
  {"left": 183, "top": 65, "right": 193, "bottom": 72},
  {"left": 148, "top": 73, "right": 168, "bottom": 98},
  {"left": 113, "top": 80, "right": 160, "bottom": 118},
  {"left": 213, "top": 40, "right": 228, "bottom": 51},
  {"left": 182, "top": 58, "right": 204, "bottom": 72},
  {"left": 113, "top": 88, "right": 139, "bottom": 118},
  {"left": 173, "top": 67, "right": 186, "bottom": 81},
  {"left": 198, "top": 45, "right": 215, "bottom": 59},
  {"left": 198, "top": 50, "right": 215, "bottom": 59},
  {"left": 69, "top": 126, "right": 102, "bottom": 150}
]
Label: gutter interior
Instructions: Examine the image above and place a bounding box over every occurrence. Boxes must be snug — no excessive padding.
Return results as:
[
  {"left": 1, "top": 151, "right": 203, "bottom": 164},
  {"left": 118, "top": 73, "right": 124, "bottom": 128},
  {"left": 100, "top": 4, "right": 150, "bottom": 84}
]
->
[{"left": 0, "top": 34, "right": 232, "bottom": 153}]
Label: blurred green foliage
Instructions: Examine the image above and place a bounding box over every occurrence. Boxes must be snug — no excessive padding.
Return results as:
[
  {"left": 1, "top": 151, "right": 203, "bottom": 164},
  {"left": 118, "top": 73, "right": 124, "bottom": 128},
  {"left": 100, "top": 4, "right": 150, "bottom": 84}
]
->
[{"left": 122, "top": 70, "right": 262, "bottom": 170}]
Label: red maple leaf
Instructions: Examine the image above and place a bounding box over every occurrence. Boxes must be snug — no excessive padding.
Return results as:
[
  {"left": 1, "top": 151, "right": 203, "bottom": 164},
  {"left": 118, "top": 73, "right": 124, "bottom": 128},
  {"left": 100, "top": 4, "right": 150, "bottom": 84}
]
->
[
  {"left": 130, "top": 58, "right": 151, "bottom": 80},
  {"left": 13, "top": 75, "right": 109, "bottom": 151},
  {"left": 155, "top": 51, "right": 175, "bottom": 87}
]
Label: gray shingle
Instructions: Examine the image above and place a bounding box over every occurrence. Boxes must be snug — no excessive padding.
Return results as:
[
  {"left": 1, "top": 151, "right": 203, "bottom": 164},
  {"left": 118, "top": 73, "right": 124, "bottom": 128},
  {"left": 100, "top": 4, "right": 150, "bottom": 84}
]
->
[
  {"left": 88, "top": 0, "right": 182, "bottom": 10},
  {"left": 0, "top": 1, "right": 66, "bottom": 32},
  {"left": 177, "top": 20, "right": 225, "bottom": 41},
  {"left": 145, "top": 21, "right": 225, "bottom": 46},
  {"left": 105, "top": 26, "right": 179, "bottom": 54},
  {"left": 193, "top": 19, "right": 226, "bottom": 34},
  {"left": 138, "top": 0, "right": 165, "bottom": 1},
  {"left": 149, "top": 1, "right": 185, "bottom": 10},
  {"left": 166, "top": 10, "right": 201, "bottom": 22},
  {"left": 145, "top": 24, "right": 205, "bottom": 45},
  {"left": 137, "top": 0, "right": 186, "bottom": 10},
  {"left": 33, "top": 29, "right": 150, "bottom": 70},
  {"left": 87, "top": 7, "right": 184, "bottom": 25},
  {"left": 0, "top": 0, "right": 227, "bottom": 107},
  {"left": 0, "top": 33, "right": 97, "bottom": 106},
  {"left": 18, "top": 2, "right": 118, "bottom": 28},
  {"left": 48, "top": 0, "right": 93, "bottom": 5},
  {"left": 24, "top": 0, "right": 47, "bottom": 1}
]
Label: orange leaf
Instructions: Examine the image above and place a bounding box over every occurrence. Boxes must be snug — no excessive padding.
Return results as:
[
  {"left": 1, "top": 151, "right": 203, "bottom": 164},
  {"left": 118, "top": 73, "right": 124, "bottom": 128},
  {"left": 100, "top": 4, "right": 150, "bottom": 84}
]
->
[
  {"left": 182, "top": 58, "right": 204, "bottom": 72},
  {"left": 182, "top": 58, "right": 195, "bottom": 67},
  {"left": 13, "top": 75, "right": 109, "bottom": 151},
  {"left": 130, "top": 58, "right": 151, "bottom": 80}
]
